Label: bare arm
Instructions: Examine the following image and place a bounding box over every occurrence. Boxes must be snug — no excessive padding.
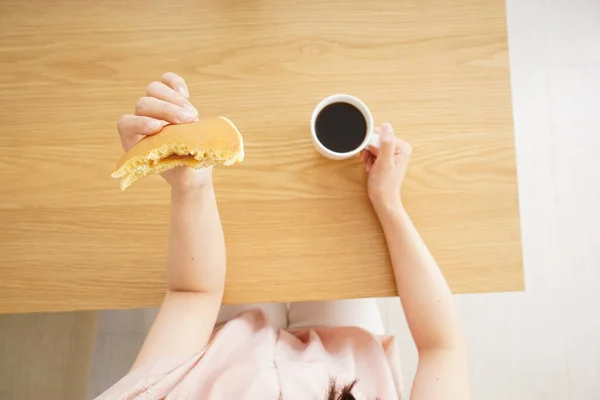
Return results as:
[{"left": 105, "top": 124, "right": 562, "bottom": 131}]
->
[
  {"left": 132, "top": 185, "right": 225, "bottom": 369},
  {"left": 376, "top": 205, "right": 470, "bottom": 400},
  {"left": 362, "top": 124, "right": 470, "bottom": 399},
  {"left": 116, "top": 73, "right": 226, "bottom": 370}
]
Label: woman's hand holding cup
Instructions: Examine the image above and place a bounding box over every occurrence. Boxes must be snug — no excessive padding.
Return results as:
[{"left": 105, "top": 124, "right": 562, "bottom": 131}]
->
[
  {"left": 360, "top": 123, "right": 412, "bottom": 213},
  {"left": 310, "top": 95, "right": 411, "bottom": 213}
]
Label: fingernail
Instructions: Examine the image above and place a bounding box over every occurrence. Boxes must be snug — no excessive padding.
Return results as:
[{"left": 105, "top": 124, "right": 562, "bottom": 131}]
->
[
  {"left": 381, "top": 123, "right": 394, "bottom": 134},
  {"left": 176, "top": 108, "right": 196, "bottom": 122},
  {"left": 182, "top": 102, "right": 198, "bottom": 115},
  {"left": 177, "top": 86, "right": 189, "bottom": 98},
  {"left": 146, "top": 119, "right": 167, "bottom": 130}
]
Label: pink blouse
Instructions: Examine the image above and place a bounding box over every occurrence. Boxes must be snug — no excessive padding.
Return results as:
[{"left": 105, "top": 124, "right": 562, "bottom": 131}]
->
[{"left": 96, "top": 309, "right": 404, "bottom": 399}]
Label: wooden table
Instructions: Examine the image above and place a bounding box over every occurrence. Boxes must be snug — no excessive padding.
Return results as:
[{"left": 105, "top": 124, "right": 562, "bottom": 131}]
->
[{"left": 0, "top": 0, "right": 522, "bottom": 314}]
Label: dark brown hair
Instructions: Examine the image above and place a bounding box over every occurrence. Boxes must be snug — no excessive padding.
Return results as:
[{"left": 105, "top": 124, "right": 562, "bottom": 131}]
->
[
  {"left": 325, "top": 379, "right": 358, "bottom": 400},
  {"left": 323, "top": 379, "right": 379, "bottom": 400},
  {"left": 278, "top": 378, "right": 378, "bottom": 400}
]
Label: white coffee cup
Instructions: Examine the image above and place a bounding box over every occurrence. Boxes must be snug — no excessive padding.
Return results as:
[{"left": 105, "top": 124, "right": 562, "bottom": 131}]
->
[{"left": 310, "top": 94, "right": 380, "bottom": 160}]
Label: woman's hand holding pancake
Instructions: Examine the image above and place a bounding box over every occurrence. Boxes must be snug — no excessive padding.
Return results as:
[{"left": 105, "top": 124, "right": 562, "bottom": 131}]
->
[{"left": 116, "top": 72, "right": 213, "bottom": 192}]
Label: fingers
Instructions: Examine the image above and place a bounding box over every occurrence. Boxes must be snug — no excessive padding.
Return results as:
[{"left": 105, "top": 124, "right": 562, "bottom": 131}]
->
[
  {"left": 117, "top": 114, "right": 167, "bottom": 151},
  {"left": 360, "top": 150, "right": 372, "bottom": 171},
  {"left": 365, "top": 123, "right": 412, "bottom": 171},
  {"left": 394, "top": 139, "right": 413, "bottom": 165},
  {"left": 367, "top": 145, "right": 380, "bottom": 158},
  {"left": 366, "top": 152, "right": 374, "bottom": 172},
  {"left": 117, "top": 115, "right": 167, "bottom": 149},
  {"left": 366, "top": 124, "right": 396, "bottom": 158},
  {"left": 161, "top": 72, "right": 189, "bottom": 98},
  {"left": 116, "top": 73, "right": 197, "bottom": 152},
  {"left": 118, "top": 114, "right": 167, "bottom": 136},
  {"left": 135, "top": 96, "right": 198, "bottom": 124},
  {"left": 376, "top": 123, "right": 396, "bottom": 166},
  {"left": 366, "top": 125, "right": 381, "bottom": 157},
  {"left": 146, "top": 81, "right": 198, "bottom": 115},
  {"left": 142, "top": 76, "right": 198, "bottom": 123}
]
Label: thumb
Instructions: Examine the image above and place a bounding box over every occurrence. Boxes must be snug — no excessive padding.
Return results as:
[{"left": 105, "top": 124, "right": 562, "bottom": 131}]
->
[{"left": 375, "top": 123, "right": 395, "bottom": 166}]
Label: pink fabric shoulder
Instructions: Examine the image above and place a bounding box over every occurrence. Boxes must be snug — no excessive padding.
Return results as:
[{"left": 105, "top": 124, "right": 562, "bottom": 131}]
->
[{"left": 96, "top": 308, "right": 404, "bottom": 400}]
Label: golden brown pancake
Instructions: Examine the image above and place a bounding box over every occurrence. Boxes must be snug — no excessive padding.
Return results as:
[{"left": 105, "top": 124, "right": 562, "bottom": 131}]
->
[{"left": 112, "top": 117, "right": 244, "bottom": 190}]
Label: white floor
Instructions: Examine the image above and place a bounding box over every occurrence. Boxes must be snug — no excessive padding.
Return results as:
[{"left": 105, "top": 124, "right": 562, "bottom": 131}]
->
[{"left": 89, "top": 1, "right": 600, "bottom": 398}]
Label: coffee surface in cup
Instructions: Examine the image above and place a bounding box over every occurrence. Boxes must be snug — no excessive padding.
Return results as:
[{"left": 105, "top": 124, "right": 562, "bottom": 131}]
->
[{"left": 315, "top": 102, "right": 367, "bottom": 153}]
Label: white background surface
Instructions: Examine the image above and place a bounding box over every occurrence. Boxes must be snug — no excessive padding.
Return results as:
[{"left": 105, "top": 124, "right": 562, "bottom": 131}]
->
[{"left": 89, "top": 1, "right": 600, "bottom": 398}]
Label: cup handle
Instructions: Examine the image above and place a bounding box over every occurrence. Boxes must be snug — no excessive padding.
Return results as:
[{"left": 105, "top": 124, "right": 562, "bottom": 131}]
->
[{"left": 367, "top": 133, "right": 380, "bottom": 149}]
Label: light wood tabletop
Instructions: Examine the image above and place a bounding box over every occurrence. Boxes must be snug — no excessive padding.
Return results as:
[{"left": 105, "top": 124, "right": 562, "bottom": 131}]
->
[{"left": 0, "top": 0, "right": 522, "bottom": 313}]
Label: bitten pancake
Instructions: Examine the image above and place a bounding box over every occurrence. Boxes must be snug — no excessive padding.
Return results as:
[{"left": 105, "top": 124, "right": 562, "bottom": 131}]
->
[{"left": 112, "top": 117, "right": 244, "bottom": 190}]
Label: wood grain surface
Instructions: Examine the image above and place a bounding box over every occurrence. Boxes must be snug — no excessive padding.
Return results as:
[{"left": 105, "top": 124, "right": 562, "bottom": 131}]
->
[{"left": 0, "top": 0, "right": 523, "bottom": 313}]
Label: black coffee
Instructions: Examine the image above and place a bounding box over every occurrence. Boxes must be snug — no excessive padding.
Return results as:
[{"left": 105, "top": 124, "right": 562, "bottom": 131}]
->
[{"left": 315, "top": 102, "right": 367, "bottom": 153}]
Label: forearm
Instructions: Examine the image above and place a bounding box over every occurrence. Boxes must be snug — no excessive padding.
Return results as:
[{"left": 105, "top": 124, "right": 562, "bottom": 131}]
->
[
  {"left": 376, "top": 203, "right": 464, "bottom": 351},
  {"left": 167, "top": 185, "right": 226, "bottom": 294},
  {"left": 133, "top": 185, "right": 225, "bottom": 369}
]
